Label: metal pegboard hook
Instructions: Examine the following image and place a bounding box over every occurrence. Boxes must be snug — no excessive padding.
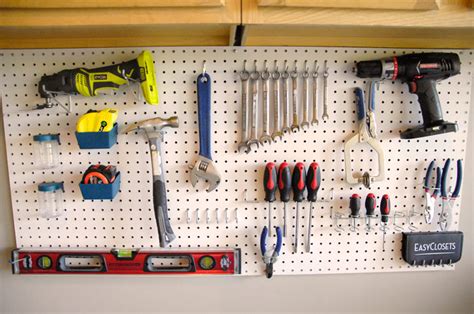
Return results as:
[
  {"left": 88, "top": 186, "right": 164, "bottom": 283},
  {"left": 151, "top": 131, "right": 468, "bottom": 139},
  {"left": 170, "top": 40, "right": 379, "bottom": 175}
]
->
[
  {"left": 243, "top": 189, "right": 259, "bottom": 203},
  {"left": 407, "top": 205, "right": 419, "bottom": 231},
  {"left": 333, "top": 212, "right": 346, "bottom": 232},
  {"left": 323, "top": 60, "right": 329, "bottom": 76},
  {"left": 202, "top": 60, "right": 207, "bottom": 75},
  {"left": 273, "top": 60, "right": 278, "bottom": 72},
  {"left": 320, "top": 188, "right": 335, "bottom": 203},
  {"left": 393, "top": 211, "right": 406, "bottom": 232}
]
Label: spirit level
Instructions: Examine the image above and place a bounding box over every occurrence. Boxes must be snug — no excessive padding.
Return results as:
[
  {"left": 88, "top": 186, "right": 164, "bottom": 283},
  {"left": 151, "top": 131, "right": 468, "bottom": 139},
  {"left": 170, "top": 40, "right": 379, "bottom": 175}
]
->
[{"left": 11, "top": 248, "right": 241, "bottom": 275}]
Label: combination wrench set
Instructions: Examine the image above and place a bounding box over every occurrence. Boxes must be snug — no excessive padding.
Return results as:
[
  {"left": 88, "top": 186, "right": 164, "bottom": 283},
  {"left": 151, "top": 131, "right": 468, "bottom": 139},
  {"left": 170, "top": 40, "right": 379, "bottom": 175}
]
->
[{"left": 238, "top": 60, "right": 329, "bottom": 153}]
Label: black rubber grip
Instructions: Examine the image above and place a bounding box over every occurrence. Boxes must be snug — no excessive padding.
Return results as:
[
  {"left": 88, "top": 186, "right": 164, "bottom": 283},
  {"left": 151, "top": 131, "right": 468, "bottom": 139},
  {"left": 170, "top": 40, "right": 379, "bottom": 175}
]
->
[
  {"left": 365, "top": 193, "right": 376, "bottom": 216},
  {"left": 349, "top": 194, "right": 361, "bottom": 217},
  {"left": 292, "top": 162, "right": 306, "bottom": 202},
  {"left": 264, "top": 162, "right": 277, "bottom": 202},
  {"left": 278, "top": 162, "right": 291, "bottom": 203},
  {"left": 414, "top": 79, "right": 444, "bottom": 126},
  {"left": 380, "top": 194, "right": 390, "bottom": 223},
  {"left": 306, "top": 162, "right": 321, "bottom": 202},
  {"left": 153, "top": 180, "right": 174, "bottom": 246}
]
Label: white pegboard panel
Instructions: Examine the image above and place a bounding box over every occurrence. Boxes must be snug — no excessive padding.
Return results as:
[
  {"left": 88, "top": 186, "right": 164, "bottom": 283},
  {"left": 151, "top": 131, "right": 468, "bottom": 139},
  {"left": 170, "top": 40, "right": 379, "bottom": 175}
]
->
[{"left": 0, "top": 47, "right": 472, "bottom": 276}]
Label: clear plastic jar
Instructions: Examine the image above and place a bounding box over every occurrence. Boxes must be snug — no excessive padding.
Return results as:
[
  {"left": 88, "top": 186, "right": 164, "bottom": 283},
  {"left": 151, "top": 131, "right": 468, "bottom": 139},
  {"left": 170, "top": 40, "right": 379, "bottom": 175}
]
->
[
  {"left": 33, "top": 134, "right": 60, "bottom": 169},
  {"left": 38, "top": 182, "right": 64, "bottom": 218}
]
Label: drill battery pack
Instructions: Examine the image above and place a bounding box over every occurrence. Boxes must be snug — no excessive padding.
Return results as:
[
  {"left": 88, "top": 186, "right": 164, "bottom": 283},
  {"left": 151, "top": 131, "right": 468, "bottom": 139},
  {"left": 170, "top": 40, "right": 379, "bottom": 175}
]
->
[{"left": 402, "top": 231, "right": 463, "bottom": 266}]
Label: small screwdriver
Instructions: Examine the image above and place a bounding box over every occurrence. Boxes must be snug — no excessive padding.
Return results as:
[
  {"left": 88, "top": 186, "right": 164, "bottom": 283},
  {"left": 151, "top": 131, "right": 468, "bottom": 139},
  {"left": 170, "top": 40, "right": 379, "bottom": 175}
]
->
[
  {"left": 305, "top": 162, "right": 321, "bottom": 253},
  {"left": 278, "top": 162, "right": 292, "bottom": 237},
  {"left": 264, "top": 162, "right": 277, "bottom": 236},
  {"left": 292, "top": 162, "right": 306, "bottom": 253},
  {"left": 365, "top": 193, "right": 376, "bottom": 231},
  {"left": 349, "top": 194, "right": 361, "bottom": 232},
  {"left": 380, "top": 194, "right": 390, "bottom": 251}
]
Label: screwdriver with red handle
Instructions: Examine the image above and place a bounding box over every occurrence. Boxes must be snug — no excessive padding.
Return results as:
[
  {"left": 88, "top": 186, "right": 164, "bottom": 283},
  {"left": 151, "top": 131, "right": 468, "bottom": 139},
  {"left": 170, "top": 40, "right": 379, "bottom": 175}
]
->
[
  {"left": 380, "top": 194, "right": 390, "bottom": 251},
  {"left": 305, "top": 162, "right": 321, "bottom": 253},
  {"left": 292, "top": 162, "right": 306, "bottom": 253},
  {"left": 264, "top": 162, "right": 277, "bottom": 236},
  {"left": 278, "top": 162, "right": 292, "bottom": 237},
  {"left": 349, "top": 194, "right": 361, "bottom": 232},
  {"left": 365, "top": 193, "right": 376, "bottom": 231}
]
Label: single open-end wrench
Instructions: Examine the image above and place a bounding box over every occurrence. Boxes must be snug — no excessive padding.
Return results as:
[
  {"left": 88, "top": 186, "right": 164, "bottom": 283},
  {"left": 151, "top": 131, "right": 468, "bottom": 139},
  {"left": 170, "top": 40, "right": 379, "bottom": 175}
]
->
[
  {"left": 290, "top": 61, "right": 300, "bottom": 133},
  {"left": 238, "top": 61, "right": 250, "bottom": 154},
  {"left": 247, "top": 60, "right": 260, "bottom": 151},
  {"left": 311, "top": 61, "right": 319, "bottom": 126},
  {"left": 301, "top": 61, "right": 310, "bottom": 130},
  {"left": 190, "top": 66, "right": 221, "bottom": 192},
  {"left": 281, "top": 61, "right": 291, "bottom": 135},
  {"left": 271, "top": 61, "right": 283, "bottom": 142},
  {"left": 260, "top": 61, "right": 272, "bottom": 146},
  {"left": 322, "top": 60, "right": 329, "bottom": 121}
]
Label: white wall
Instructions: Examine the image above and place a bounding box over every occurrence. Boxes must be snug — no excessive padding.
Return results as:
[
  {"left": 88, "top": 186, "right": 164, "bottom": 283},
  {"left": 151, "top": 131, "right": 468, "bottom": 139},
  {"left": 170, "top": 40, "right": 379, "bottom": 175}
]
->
[{"left": 0, "top": 87, "right": 472, "bottom": 314}]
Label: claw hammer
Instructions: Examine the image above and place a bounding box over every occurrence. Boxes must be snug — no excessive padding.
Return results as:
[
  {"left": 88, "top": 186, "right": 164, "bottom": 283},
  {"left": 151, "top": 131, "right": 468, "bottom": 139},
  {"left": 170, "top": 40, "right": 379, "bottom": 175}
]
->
[{"left": 124, "top": 116, "right": 179, "bottom": 247}]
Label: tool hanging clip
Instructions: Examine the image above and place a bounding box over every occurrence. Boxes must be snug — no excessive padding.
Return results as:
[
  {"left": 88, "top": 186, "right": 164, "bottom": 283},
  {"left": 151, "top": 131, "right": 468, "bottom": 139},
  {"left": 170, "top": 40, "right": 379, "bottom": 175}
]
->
[{"left": 344, "top": 85, "right": 385, "bottom": 188}]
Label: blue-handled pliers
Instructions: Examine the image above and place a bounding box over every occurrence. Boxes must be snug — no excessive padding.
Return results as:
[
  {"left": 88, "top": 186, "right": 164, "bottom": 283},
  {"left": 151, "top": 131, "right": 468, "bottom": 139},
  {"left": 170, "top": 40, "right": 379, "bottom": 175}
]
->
[
  {"left": 260, "top": 226, "right": 282, "bottom": 279},
  {"left": 423, "top": 160, "right": 442, "bottom": 224},
  {"left": 439, "top": 159, "right": 463, "bottom": 231}
]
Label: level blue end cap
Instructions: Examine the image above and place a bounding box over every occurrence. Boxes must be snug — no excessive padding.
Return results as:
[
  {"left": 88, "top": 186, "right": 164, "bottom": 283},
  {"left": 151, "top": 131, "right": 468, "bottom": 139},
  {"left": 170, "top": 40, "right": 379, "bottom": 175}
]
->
[
  {"left": 33, "top": 133, "right": 60, "bottom": 144},
  {"left": 38, "top": 182, "right": 64, "bottom": 192}
]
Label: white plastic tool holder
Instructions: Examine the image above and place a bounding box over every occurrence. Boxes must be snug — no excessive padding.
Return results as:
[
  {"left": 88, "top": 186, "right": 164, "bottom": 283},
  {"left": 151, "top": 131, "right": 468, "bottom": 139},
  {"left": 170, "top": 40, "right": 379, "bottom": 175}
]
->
[{"left": 0, "top": 47, "right": 472, "bottom": 276}]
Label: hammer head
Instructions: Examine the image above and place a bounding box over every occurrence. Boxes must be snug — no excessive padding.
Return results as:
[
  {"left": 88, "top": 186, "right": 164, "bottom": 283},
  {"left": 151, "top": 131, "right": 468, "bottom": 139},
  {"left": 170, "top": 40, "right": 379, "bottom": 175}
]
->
[{"left": 124, "top": 116, "right": 179, "bottom": 135}]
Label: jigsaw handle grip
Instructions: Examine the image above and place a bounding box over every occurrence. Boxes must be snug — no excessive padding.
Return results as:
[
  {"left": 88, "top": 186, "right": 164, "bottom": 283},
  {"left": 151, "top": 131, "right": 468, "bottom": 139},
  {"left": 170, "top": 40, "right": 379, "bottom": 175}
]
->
[
  {"left": 197, "top": 73, "right": 212, "bottom": 160},
  {"left": 355, "top": 87, "right": 366, "bottom": 121}
]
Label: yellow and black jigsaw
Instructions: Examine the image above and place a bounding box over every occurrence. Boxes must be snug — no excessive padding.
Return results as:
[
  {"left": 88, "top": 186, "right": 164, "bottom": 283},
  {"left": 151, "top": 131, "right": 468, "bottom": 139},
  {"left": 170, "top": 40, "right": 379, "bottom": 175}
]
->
[{"left": 38, "top": 50, "right": 158, "bottom": 111}]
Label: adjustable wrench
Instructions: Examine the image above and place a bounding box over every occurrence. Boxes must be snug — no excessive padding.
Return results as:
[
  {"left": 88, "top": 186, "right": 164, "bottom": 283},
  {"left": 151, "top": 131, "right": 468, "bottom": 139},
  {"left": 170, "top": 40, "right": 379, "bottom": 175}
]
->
[
  {"left": 260, "top": 62, "right": 272, "bottom": 145},
  {"left": 238, "top": 61, "right": 250, "bottom": 154},
  {"left": 247, "top": 61, "right": 260, "bottom": 150},
  {"left": 290, "top": 62, "right": 300, "bottom": 133},
  {"left": 281, "top": 61, "right": 291, "bottom": 135},
  {"left": 271, "top": 61, "right": 283, "bottom": 142},
  {"left": 190, "top": 68, "right": 221, "bottom": 192},
  {"left": 311, "top": 61, "right": 319, "bottom": 126},
  {"left": 301, "top": 61, "right": 310, "bottom": 130},
  {"left": 322, "top": 61, "right": 329, "bottom": 120}
]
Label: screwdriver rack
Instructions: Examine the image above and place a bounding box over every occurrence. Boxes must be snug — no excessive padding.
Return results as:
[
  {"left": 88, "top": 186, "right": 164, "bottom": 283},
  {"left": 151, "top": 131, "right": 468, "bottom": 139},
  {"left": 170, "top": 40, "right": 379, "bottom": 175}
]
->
[{"left": 0, "top": 47, "right": 472, "bottom": 276}]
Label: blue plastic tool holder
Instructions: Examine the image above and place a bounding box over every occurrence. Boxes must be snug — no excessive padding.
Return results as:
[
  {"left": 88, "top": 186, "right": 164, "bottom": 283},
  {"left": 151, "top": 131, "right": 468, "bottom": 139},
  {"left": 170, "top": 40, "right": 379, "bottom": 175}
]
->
[
  {"left": 79, "top": 172, "right": 121, "bottom": 200},
  {"left": 75, "top": 123, "right": 118, "bottom": 149}
]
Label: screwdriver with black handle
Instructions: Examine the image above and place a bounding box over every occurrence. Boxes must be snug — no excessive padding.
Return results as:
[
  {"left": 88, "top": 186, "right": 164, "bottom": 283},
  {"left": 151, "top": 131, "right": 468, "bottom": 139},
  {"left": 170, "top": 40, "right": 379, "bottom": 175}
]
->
[
  {"left": 349, "top": 194, "right": 361, "bottom": 232},
  {"left": 278, "top": 162, "right": 291, "bottom": 237},
  {"left": 380, "top": 194, "right": 390, "bottom": 251},
  {"left": 264, "top": 162, "right": 277, "bottom": 236},
  {"left": 305, "top": 162, "right": 321, "bottom": 253},
  {"left": 292, "top": 162, "right": 306, "bottom": 253},
  {"left": 365, "top": 193, "right": 376, "bottom": 231}
]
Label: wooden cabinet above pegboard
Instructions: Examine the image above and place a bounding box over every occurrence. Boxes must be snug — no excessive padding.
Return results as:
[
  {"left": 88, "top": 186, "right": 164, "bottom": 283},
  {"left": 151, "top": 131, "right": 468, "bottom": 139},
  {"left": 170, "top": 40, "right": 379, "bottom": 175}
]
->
[{"left": 0, "top": 0, "right": 473, "bottom": 48}]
